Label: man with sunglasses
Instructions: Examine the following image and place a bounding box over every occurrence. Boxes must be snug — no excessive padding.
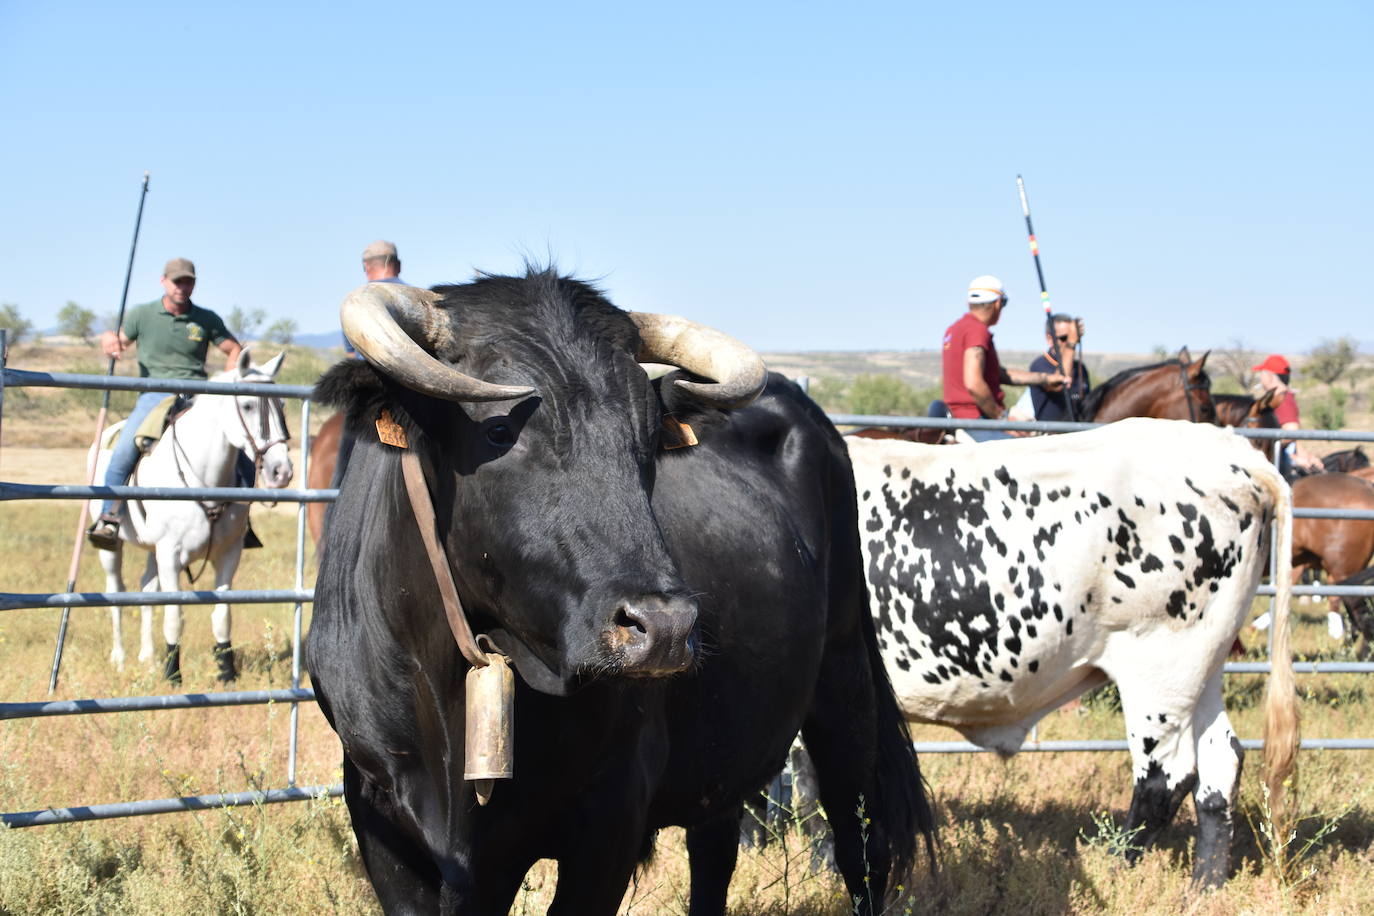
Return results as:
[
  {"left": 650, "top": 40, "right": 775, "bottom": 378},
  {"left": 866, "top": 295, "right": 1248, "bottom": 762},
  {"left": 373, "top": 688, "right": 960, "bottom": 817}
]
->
[
  {"left": 1029, "top": 313, "right": 1090, "bottom": 422},
  {"left": 941, "top": 275, "right": 1068, "bottom": 442}
]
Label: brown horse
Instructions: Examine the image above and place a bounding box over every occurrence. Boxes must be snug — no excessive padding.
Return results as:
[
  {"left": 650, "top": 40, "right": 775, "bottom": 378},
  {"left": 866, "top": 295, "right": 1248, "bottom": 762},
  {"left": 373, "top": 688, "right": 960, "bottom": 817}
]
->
[
  {"left": 1078, "top": 348, "right": 1215, "bottom": 423},
  {"left": 848, "top": 425, "right": 946, "bottom": 445},
  {"left": 306, "top": 410, "right": 344, "bottom": 543},
  {"left": 1291, "top": 472, "right": 1374, "bottom": 624},
  {"left": 1213, "top": 390, "right": 1281, "bottom": 453},
  {"left": 1324, "top": 447, "right": 1370, "bottom": 473},
  {"left": 1213, "top": 389, "right": 1280, "bottom": 430}
]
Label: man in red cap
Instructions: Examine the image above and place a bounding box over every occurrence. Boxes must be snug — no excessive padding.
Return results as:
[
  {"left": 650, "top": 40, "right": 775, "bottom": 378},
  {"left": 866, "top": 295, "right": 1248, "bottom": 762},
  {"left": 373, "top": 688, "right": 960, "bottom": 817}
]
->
[{"left": 1253, "top": 354, "right": 1323, "bottom": 477}]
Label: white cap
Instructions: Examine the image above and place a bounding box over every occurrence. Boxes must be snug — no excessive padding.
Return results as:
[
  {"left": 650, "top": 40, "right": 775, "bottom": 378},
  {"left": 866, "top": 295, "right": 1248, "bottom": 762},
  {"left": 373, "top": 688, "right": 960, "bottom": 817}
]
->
[{"left": 967, "top": 275, "right": 1005, "bottom": 306}]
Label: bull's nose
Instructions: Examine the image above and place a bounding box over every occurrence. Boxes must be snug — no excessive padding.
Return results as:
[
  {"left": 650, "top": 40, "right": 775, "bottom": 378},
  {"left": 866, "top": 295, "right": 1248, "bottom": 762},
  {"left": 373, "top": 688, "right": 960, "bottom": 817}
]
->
[{"left": 610, "top": 595, "right": 698, "bottom": 675}]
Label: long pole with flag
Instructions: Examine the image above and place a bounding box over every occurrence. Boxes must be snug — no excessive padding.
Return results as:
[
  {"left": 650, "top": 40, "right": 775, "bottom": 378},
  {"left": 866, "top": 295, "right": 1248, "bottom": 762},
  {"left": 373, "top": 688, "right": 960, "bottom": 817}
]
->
[{"left": 1016, "top": 175, "right": 1075, "bottom": 419}]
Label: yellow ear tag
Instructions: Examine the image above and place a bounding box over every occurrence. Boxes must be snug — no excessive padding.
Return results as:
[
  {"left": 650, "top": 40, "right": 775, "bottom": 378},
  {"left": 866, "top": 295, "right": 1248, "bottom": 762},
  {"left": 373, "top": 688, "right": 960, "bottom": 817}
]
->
[
  {"left": 376, "top": 410, "right": 409, "bottom": 449},
  {"left": 661, "top": 415, "right": 699, "bottom": 450}
]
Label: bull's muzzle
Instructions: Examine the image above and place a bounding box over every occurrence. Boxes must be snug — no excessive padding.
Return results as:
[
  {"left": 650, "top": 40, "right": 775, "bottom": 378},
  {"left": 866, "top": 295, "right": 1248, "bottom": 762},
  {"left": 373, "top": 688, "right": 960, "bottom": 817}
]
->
[{"left": 609, "top": 595, "right": 698, "bottom": 675}]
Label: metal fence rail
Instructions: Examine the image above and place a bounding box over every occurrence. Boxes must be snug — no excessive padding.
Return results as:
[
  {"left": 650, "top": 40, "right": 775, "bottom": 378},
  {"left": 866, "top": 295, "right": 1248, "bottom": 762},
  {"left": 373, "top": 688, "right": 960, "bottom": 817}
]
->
[
  {"left": 4, "top": 357, "right": 1374, "bottom": 829},
  {"left": 1, "top": 356, "right": 337, "bottom": 826},
  {"left": 3, "top": 785, "right": 345, "bottom": 828}
]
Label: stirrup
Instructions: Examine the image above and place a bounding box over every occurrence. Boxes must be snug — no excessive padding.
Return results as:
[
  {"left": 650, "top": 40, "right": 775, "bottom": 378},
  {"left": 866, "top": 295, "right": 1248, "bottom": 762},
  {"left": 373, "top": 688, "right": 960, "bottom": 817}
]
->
[{"left": 87, "top": 514, "right": 121, "bottom": 551}]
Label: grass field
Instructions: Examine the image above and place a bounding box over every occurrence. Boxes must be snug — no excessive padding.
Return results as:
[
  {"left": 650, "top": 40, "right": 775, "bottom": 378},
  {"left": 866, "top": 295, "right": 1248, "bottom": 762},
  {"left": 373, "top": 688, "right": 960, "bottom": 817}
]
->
[
  {"left": 4, "top": 487, "right": 1374, "bottom": 913},
  {"left": 3, "top": 342, "right": 1374, "bottom": 913}
]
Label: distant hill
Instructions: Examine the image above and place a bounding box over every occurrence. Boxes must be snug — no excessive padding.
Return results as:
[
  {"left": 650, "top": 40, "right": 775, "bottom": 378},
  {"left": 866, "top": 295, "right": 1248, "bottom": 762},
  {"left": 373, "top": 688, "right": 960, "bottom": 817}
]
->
[
  {"left": 293, "top": 330, "right": 345, "bottom": 350},
  {"left": 761, "top": 349, "right": 1158, "bottom": 390}
]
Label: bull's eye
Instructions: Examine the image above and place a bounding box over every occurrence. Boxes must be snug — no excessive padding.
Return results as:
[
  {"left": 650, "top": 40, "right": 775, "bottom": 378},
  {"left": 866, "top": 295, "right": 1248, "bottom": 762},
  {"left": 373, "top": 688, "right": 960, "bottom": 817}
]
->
[{"left": 485, "top": 423, "right": 515, "bottom": 447}]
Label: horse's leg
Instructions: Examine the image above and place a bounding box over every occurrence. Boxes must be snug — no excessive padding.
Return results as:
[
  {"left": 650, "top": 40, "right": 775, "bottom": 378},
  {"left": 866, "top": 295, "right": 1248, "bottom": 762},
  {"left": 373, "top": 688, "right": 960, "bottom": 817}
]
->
[
  {"left": 1190, "top": 670, "right": 1243, "bottom": 888},
  {"left": 138, "top": 553, "right": 158, "bottom": 665},
  {"left": 155, "top": 543, "right": 185, "bottom": 683},
  {"left": 684, "top": 805, "right": 743, "bottom": 916},
  {"left": 100, "top": 544, "right": 126, "bottom": 670},
  {"left": 210, "top": 539, "right": 244, "bottom": 683}
]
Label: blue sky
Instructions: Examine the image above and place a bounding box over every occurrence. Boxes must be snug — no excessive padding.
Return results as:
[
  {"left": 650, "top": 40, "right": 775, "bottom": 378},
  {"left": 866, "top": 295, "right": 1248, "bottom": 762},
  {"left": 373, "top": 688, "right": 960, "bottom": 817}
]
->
[{"left": 2, "top": 1, "right": 1369, "bottom": 357}]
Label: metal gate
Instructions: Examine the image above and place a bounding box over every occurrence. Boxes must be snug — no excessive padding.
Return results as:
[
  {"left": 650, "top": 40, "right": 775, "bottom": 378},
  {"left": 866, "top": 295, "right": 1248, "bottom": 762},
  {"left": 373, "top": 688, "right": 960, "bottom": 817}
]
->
[
  {"left": 3, "top": 338, "right": 1372, "bottom": 828},
  {"left": 0, "top": 334, "right": 339, "bottom": 826}
]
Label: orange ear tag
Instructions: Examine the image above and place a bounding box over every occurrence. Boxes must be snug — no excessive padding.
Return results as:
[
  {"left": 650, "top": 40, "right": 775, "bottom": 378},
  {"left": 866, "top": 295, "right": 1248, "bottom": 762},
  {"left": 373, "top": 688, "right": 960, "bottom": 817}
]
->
[
  {"left": 376, "top": 410, "right": 409, "bottom": 449},
  {"left": 661, "top": 415, "right": 699, "bottom": 450}
]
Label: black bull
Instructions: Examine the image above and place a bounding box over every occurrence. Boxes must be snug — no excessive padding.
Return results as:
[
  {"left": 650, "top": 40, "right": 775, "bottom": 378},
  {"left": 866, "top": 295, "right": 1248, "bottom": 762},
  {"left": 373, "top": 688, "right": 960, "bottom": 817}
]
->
[{"left": 306, "top": 270, "right": 933, "bottom": 914}]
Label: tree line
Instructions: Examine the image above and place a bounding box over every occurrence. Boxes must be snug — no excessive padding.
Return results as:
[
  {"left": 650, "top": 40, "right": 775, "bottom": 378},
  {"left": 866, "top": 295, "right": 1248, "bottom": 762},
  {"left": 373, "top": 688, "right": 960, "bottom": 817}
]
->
[{"left": 0, "top": 303, "right": 298, "bottom": 347}]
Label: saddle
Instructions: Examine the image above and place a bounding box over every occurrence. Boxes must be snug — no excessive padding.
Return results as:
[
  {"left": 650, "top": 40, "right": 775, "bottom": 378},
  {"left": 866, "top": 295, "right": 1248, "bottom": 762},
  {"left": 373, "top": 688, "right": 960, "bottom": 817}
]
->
[{"left": 133, "top": 395, "right": 191, "bottom": 454}]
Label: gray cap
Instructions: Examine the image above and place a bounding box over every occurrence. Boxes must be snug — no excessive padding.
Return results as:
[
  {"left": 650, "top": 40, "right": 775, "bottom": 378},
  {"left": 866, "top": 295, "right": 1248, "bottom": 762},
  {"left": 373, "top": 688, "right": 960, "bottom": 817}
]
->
[
  {"left": 163, "top": 257, "right": 196, "bottom": 281},
  {"left": 362, "top": 240, "right": 398, "bottom": 261}
]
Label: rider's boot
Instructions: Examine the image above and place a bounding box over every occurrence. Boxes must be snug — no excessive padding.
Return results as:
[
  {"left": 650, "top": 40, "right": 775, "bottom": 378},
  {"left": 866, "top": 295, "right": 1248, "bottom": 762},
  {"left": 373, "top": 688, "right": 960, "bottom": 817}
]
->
[
  {"left": 214, "top": 641, "right": 238, "bottom": 683},
  {"left": 86, "top": 511, "right": 123, "bottom": 551},
  {"left": 163, "top": 643, "right": 182, "bottom": 684}
]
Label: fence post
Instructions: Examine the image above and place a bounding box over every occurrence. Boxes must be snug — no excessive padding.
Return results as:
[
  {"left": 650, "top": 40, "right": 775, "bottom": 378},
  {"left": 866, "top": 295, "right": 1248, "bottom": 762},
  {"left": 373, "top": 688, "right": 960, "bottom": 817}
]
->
[{"left": 288, "top": 398, "right": 311, "bottom": 787}]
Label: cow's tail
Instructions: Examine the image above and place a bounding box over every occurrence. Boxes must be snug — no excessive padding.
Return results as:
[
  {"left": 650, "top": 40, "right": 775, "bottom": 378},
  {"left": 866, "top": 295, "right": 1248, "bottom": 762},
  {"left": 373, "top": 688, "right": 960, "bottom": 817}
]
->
[
  {"left": 862, "top": 604, "right": 938, "bottom": 883},
  {"left": 1262, "top": 471, "right": 1299, "bottom": 829}
]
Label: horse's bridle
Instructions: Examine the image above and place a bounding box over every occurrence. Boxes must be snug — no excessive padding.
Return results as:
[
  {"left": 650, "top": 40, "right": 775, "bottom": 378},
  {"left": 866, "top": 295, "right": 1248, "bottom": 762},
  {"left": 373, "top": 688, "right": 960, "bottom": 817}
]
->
[
  {"left": 234, "top": 378, "right": 291, "bottom": 484},
  {"left": 1177, "top": 362, "right": 1212, "bottom": 424}
]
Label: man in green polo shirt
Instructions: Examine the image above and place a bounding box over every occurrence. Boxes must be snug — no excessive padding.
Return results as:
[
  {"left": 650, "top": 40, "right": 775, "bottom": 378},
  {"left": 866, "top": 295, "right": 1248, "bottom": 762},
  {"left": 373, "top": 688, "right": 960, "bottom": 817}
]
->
[{"left": 87, "top": 257, "right": 245, "bottom": 549}]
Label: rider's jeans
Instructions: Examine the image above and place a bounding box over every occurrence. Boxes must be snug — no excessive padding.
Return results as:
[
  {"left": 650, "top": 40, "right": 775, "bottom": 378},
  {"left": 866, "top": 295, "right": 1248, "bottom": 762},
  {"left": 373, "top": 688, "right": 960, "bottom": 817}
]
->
[
  {"left": 101, "top": 391, "right": 166, "bottom": 517},
  {"left": 101, "top": 392, "right": 257, "bottom": 517}
]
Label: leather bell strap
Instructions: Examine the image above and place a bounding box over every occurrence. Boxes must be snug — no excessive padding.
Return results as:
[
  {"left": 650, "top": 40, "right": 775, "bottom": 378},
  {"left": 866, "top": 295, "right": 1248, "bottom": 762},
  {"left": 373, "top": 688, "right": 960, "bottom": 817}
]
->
[{"left": 399, "top": 449, "right": 493, "bottom": 669}]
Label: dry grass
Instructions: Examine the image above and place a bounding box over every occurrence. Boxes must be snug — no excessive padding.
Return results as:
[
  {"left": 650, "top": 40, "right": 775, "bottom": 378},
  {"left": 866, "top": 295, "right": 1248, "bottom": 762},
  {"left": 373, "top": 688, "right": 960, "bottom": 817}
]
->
[{"left": 3, "top": 500, "right": 1374, "bottom": 913}]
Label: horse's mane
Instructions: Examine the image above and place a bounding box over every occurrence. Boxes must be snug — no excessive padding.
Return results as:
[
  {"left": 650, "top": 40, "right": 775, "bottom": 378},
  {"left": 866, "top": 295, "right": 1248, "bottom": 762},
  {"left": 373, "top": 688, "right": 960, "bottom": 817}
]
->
[{"left": 1078, "top": 359, "right": 1191, "bottom": 420}]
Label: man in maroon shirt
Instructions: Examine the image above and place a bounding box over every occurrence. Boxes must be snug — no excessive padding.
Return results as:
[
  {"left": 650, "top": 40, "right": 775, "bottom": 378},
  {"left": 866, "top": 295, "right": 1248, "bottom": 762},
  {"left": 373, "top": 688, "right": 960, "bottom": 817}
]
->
[
  {"left": 941, "top": 275, "right": 1066, "bottom": 441},
  {"left": 1253, "top": 354, "right": 1323, "bottom": 475}
]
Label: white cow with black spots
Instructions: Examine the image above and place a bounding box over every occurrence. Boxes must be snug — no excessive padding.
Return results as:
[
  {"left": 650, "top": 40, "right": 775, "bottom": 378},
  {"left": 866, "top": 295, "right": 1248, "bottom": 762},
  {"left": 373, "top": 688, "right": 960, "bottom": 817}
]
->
[{"left": 847, "top": 418, "right": 1296, "bottom": 888}]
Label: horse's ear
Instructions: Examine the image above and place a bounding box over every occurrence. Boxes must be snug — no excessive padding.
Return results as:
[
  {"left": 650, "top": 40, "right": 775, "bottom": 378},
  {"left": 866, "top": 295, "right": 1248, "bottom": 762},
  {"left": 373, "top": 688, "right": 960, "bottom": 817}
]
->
[
  {"left": 1189, "top": 350, "right": 1210, "bottom": 373},
  {"left": 259, "top": 351, "right": 286, "bottom": 378},
  {"left": 236, "top": 348, "right": 253, "bottom": 375},
  {"left": 1256, "top": 387, "right": 1280, "bottom": 411},
  {"left": 1177, "top": 346, "right": 1193, "bottom": 363}
]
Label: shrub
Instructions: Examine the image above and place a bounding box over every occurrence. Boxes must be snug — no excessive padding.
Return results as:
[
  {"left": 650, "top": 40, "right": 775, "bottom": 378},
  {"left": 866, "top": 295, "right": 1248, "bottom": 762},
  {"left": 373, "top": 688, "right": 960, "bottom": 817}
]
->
[
  {"left": 1305, "top": 337, "right": 1358, "bottom": 385},
  {"left": 1, "top": 302, "right": 33, "bottom": 348},
  {"left": 57, "top": 302, "right": 97, "bottom": 343},
  {"left": 1308, "top": 388, "right": 1348, "bottom": 430},
  {"left": 848, "top": 374, "right": 925, "bottom": 417}
]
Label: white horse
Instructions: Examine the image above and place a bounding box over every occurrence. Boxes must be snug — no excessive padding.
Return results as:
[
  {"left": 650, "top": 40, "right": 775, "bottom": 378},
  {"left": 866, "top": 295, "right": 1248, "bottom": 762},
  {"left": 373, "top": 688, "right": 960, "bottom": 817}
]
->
[{"left": 89, "top": 350, "right": 293, "bottom": 683}]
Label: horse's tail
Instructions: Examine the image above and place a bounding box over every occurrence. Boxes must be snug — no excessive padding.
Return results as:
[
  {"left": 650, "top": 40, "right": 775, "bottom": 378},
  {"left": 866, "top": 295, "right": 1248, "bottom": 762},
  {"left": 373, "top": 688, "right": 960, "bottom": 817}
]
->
[
  {"left": 1262, "top": 470, "right": 1299, "bottom": 828},
  {"left": 862, "top": 596, "right": 938, "bottom": 882}
]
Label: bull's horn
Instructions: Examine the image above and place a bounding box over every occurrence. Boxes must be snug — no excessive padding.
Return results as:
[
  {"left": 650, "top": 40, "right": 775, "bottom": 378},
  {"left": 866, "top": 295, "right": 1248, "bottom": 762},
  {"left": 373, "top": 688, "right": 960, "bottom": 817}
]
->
[
  {"left": 628, "top": 313, "right": 767, "bottom": 409},
  {"left": 340, "top": 283, "right": 535, "bottom": 403}
]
